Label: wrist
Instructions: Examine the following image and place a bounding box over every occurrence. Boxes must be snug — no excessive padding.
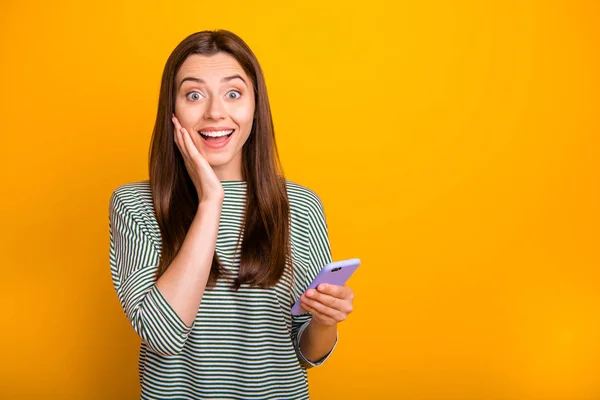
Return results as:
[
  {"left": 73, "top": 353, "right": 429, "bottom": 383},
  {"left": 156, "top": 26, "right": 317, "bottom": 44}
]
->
[
  {"left": 198, "top": 197, "right": 223, "bottom": 209},
  {"left": 309, "top": 319, "right": 337, "bottom": 334}
]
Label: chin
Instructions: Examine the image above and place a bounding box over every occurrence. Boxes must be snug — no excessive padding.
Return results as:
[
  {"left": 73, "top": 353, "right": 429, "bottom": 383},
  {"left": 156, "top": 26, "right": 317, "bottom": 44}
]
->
[{"left": 205, "top": 154, "right": 233, "bottom": 168}]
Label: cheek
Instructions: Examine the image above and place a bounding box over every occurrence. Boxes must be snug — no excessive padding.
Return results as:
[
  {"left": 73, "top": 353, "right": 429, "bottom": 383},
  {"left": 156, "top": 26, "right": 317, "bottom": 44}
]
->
[
  {"left": 175, "top": 105, "right": 202, "bottom": 125},
  {"left": 230, "top": 105, "right": 254, "bottom": 128},
  {"left": 229, "top": 94, "right": 255, "bottom": 125}
]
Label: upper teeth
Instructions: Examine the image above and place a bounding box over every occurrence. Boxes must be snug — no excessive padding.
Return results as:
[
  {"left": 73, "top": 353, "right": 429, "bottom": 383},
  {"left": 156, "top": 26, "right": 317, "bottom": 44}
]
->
[{"left": 200, "top": 130, "right": 234, "bottom": 137}]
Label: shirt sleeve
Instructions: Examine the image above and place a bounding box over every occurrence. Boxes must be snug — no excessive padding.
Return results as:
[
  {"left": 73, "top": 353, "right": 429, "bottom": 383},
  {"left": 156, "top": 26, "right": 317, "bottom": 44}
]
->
[
  {"left": 291, "top": 191, "right": 338, "bottom": 368},
  {"left": 108, "top": 189, "right": 194, "bottom": 356}
]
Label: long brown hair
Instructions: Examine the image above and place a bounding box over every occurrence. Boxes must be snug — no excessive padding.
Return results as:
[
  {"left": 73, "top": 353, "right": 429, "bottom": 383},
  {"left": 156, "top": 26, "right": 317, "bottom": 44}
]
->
[{"left": 149, "top": 30, "right": 291, "bottom": 290}]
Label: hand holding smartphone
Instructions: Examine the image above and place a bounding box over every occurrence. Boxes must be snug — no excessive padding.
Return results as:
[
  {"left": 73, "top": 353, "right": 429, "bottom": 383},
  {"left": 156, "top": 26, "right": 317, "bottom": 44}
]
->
[{"left": 291, "top": 258, "right": 361, "bottom": 315}]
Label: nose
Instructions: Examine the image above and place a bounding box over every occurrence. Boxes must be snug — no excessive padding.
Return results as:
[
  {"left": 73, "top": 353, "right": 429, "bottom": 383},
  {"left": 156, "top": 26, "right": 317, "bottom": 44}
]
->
[{"left": 203, "top": 96, "right": 226, "bottom": 120}]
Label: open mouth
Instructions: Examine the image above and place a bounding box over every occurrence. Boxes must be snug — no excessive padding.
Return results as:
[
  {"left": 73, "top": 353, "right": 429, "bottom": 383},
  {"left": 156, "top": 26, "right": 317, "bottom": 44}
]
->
[
  {"left": 199, "top": 129, "right": 235, "bottom": 141},
  {"left": 198, "top": 129, "right": 235, "bottom": 148}
]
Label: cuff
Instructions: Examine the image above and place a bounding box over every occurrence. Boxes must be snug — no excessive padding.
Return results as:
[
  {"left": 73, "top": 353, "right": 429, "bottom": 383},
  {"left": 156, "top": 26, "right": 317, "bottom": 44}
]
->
[
  {"left": 147, "top": 285, "right": 195, "bottom": 335},
  {"left": 296, "top": 320, "right": 338, "bottom": 367}
]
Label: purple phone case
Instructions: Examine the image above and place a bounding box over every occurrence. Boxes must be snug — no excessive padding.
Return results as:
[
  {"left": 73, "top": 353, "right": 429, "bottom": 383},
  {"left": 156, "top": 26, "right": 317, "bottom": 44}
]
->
[{"left": 291, "top": 258, "right": 361, "bottom": 315}]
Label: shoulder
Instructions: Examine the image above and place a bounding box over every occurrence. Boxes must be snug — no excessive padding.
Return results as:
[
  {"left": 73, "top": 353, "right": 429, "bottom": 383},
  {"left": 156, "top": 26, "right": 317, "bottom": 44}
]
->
[
  {"left": 284, "top": 179, "right": 327, "bottom": 218},
  {"left": 110, "top": 179, "right": 152, "bottom": 207},
  {"left": 109, "top": 180, "right": 155, "bottom": 223}
]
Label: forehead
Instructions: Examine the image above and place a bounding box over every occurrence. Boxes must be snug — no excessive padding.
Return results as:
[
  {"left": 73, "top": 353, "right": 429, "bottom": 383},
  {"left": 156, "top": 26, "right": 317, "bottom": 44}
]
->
[{"left": 176, "top": 53, "right": 248, "bottom": 84}]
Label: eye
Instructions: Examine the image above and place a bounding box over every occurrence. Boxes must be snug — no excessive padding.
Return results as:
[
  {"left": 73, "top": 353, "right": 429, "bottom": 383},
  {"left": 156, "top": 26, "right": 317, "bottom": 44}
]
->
[
  {"left": 227, "top": 90, "right": 241, "bottom": 100},
  {"left": 186, "top": 91, "right": 202, "bottom": 101}
]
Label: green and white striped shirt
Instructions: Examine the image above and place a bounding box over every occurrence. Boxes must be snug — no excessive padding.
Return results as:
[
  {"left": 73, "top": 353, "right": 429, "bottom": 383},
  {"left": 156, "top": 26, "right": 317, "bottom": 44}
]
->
[{"left": 108, "top": 179, "right": 336, "bottom": 399}]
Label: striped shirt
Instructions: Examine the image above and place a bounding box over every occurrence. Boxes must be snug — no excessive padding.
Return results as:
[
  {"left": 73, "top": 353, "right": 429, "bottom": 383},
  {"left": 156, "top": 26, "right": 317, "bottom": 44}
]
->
[{"left": 108, "top": 179, "right": 337, "bottom": 399}]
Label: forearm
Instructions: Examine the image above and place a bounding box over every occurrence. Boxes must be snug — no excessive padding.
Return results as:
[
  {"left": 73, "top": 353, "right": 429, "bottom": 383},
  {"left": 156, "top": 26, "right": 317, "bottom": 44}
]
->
[
  {"left": 299, "top": 320, "right": 337, "bottom": 363},
  {"left": 155, "top": 199, "right": 222, "bottom": 326}
]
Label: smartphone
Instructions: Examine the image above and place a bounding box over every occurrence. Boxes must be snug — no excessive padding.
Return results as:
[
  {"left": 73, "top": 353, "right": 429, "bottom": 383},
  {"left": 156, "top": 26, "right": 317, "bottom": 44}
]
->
[{"left": 291, "top": 258, "right": 361, "bottom": 315}]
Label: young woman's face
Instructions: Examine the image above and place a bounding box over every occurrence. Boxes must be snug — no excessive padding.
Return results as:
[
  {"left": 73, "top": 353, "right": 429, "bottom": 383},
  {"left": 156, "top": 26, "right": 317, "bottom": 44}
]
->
[{"left": 174, "top": 52, "right": 255, "bottom": 180}]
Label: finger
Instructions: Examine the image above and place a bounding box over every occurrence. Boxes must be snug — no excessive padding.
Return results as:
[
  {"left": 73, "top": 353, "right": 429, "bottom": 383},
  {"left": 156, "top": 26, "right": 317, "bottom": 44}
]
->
[
  {"left": 183, "top": 126, "right": 205, "bottom": 159},
  {"left": 301, "top": 303, "right": 337, "bottom": 326},
  {"left": 304, "top": 289, "right": 350, "bottom": 313},
  {"left": 301, "top": 296, "right": 347, "bottom": 321},
  {"left": 182, "top": 127, "right": 216, "bottom": 179},
  {"left": 317, "top": 284, "right": 353, "bottom": 301},
  {"left": 172, "top": 117, "right": 186, "bottom": 155},
  {"left": 172, "top": 117, "right": 207, "bottom": 163},
  {"left": 172, "top": 116, "right": 184, "bottom": 140},
  {"left": 180, "top": 127, "right": 197, "bottom": 159},
  {"left": 175, "top": 130, "right": 194, "bottom": 173},
  {"left": 181, "top": 127, "right": 207, "bottom": 166},
  {"left": 172, "top": 115, "right": 180, "bottom": 128},
  {"left": 174, "top": 127, "right": 184, "bottom": 154}
]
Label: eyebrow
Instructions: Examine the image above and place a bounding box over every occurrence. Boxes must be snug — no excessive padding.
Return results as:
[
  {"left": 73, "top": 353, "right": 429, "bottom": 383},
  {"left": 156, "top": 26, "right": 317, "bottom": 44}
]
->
[{"left": 178, "top": 74, "right": 247, "bottom": 89}]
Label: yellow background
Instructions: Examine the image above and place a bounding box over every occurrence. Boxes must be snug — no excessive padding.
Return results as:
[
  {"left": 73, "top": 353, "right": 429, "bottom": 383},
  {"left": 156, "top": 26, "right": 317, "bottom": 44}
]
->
[{"left": 1, "top": 0, "right": 599, "bottom": 399}]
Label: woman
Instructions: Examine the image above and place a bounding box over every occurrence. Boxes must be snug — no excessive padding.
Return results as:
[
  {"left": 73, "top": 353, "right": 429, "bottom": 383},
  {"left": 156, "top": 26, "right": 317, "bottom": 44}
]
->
[{"left": 108, "top": 30, "right": 355, "bottom": 399}]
